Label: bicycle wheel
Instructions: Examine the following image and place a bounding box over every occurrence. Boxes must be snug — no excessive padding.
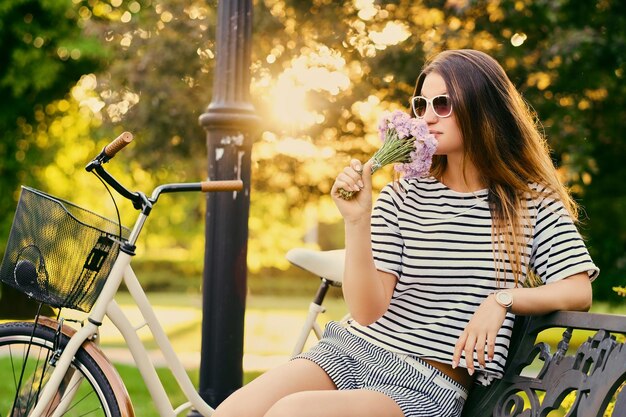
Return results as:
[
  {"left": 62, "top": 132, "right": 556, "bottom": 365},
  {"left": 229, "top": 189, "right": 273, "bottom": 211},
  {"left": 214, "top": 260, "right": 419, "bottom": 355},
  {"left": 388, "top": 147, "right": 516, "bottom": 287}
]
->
[{"left": 0, "top": 321, "right": 121, "bottom": 417}]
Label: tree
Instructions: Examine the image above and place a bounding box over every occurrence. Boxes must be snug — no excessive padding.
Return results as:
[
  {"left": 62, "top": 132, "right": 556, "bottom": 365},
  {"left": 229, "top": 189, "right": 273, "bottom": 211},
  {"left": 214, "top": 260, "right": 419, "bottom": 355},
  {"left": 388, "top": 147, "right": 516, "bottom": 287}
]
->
[
  {"left": 5, "top": 0, "right": 624, "bottom": 299},
  {"left": 87, "top": 0, "right": 218, "bottom": 168},
  {"left": 0, "top": 0, "right": 105, "bottom": 317},
  {"left": 485, "top": 0, "right": 626, "bottom": 299}
]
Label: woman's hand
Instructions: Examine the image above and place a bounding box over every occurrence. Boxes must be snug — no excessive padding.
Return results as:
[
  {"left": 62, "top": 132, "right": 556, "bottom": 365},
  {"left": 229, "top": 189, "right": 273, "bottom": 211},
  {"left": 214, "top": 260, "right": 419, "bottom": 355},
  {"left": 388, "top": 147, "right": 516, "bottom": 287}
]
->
[
  {"left": 452, "top": 274, "right": 592, "bottom": 375},
  {"left": 331, "top": 159, "right": 374, "bottom": 224},
  {"left": 452, "top": 294, "right": 507, "bottom": 375}
]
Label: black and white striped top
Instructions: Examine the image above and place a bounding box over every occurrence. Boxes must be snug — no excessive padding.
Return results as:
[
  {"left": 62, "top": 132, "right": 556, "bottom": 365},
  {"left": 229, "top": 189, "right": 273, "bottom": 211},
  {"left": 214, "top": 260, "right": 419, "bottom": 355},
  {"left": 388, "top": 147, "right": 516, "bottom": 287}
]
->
[{"left": 346, "top": 177, "right": 599, "bottom": 385}]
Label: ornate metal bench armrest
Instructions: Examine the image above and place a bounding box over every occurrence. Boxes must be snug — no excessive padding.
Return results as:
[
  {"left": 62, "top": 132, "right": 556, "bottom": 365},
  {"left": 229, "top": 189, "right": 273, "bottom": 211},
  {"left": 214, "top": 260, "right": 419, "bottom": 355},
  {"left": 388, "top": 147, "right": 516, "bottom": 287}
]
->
[{"left": 462, "top": 311, "right": 626, "bottom": 417}]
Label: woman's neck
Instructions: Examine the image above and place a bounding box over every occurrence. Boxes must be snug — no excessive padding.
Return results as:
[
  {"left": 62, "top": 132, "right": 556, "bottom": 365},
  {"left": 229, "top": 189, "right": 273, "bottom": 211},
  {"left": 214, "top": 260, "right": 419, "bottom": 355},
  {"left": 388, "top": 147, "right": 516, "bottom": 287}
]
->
[{"left": 441, "top": 155, "right": 486, "bottom": 193}]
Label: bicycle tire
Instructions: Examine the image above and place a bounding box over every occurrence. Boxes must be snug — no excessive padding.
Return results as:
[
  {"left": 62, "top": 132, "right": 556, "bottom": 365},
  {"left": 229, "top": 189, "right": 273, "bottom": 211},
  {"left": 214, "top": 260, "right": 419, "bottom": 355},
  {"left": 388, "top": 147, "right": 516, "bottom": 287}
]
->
[{"left": 0, "top": 321, "right": 121, "bottom": 417}]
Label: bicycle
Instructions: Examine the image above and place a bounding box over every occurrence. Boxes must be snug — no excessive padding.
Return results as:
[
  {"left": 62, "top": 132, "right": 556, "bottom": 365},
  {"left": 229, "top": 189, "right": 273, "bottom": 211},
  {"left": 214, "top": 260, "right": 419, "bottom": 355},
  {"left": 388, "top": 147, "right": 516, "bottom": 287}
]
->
[{"left": 0, "top": 132, "right": 243, "bottom": 417}]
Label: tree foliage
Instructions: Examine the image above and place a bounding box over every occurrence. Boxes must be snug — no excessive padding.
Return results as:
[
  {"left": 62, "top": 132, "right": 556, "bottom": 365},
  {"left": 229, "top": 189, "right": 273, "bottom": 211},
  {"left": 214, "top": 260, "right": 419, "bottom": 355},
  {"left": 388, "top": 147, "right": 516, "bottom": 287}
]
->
[
  {"left": 1, "top": 0, "right": 625, "bottom": 300},
  {"left": 0, "top": 0, "right": 105, "bottom": 238},
  {"left": 85, "top": 0, "right": 218, "bottom": 168}
]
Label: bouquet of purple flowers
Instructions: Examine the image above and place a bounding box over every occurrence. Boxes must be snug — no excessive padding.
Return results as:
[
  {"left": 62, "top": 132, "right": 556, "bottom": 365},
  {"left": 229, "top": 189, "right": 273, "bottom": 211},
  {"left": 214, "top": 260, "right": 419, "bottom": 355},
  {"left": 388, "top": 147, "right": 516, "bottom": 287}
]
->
[{"left": 338, "top": 110, "right": 438, "bottom": 200}]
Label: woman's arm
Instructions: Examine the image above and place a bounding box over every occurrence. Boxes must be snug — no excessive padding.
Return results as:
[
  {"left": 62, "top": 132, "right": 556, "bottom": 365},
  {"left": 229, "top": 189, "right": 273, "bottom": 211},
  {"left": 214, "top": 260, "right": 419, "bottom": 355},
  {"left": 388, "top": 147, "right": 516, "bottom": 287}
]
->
[
  {"left": 453, "top": 272, "right": 593, "bottom": 375},
  {"left": 343, "top": 217, "right": 397, "bottom": 325},
  {"left": 331, "top": 159, "right": 397, "bottom": 325},
  {"left": 506, "top": 272, "right": 592, "bottom": 314}
]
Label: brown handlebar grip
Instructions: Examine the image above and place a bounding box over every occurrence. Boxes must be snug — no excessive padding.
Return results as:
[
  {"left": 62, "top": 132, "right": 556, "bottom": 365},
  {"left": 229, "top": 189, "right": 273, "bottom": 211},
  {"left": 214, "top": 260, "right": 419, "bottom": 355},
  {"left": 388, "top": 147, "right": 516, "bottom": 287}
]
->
[
  {"left": 104, "top": 132, "right": 134, "bottom": 157},
  {"left": 201, "top": 180, "right": 244, "bottom": 192}
]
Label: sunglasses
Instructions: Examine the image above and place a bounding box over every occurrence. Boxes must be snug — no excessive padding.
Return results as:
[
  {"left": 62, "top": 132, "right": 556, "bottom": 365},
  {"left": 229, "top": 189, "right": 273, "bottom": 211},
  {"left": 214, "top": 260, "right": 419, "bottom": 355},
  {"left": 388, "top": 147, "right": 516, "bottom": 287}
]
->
[{"left": 410, "top": 94, "right": 453, "bottom": 118}]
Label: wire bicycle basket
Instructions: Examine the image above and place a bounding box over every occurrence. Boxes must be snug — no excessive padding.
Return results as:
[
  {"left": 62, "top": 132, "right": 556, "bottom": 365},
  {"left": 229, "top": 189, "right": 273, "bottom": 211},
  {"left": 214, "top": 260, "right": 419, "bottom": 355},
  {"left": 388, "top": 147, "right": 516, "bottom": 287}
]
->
[{"left": 0, "top": 186, "right": 130, "bottom": 312}]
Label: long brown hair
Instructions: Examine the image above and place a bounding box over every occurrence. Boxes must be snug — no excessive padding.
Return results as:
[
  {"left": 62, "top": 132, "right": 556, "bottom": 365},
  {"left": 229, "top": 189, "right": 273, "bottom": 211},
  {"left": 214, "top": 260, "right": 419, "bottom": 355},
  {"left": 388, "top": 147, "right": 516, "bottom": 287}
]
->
[{"left": 413, "top": 49, "right": 578, "bottom": 287}]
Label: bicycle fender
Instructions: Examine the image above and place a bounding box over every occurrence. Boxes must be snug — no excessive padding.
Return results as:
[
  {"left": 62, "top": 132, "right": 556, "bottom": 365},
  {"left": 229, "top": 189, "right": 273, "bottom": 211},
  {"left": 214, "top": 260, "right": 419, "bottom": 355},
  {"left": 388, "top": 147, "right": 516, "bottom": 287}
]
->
[{"left": 38, "top": 316, "right": 135, "bottom": 417}]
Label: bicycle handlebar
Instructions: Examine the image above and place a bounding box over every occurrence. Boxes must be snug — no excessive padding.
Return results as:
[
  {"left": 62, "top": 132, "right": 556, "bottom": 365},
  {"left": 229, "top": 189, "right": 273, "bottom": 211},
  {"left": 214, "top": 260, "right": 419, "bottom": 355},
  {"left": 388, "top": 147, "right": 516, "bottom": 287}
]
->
[
  {"left": 104, "top": 132, "right": 134, "bottom": 158},
  {"left": 152, "top": 180, "right": 244, "bottom": 200},
  {"left": 201, "top": 180, "right": 243, "bottom": 192},
  {"left": 86, "top": 132, "right": 244, "bottom": 212}
]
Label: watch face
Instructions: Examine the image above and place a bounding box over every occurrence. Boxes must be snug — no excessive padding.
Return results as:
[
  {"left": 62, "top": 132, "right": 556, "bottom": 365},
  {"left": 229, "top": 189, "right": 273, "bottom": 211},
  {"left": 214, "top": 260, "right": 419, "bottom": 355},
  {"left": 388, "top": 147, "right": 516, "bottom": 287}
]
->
[{"left": 496, "top": 291, "right": 513, "bottom": 307}]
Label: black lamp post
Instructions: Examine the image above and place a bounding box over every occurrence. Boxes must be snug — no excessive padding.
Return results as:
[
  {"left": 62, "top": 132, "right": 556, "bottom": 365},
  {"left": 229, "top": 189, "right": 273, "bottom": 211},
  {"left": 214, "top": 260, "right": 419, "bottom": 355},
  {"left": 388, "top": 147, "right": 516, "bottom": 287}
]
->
[{"left": 194, "top": 0, "right": 258, "bottom": 409}]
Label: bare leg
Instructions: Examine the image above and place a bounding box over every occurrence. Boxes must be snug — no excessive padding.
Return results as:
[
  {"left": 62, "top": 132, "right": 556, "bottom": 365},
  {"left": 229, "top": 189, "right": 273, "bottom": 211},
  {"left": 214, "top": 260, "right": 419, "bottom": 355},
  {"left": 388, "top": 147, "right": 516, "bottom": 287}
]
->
[
  {"left": 213, "top": 358, "right": 404, "bottom": 417},
  {"left": 212, "top": 358, "right": 336, "bottom": 417},
  {"left": 265, "top": 390, "right": 404, "bottom": 417}
]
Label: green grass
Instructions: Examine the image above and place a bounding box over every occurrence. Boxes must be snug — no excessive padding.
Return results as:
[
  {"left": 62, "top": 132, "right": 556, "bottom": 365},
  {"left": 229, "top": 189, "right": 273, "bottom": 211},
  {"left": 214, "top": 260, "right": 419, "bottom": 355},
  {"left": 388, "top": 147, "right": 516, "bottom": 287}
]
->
[
  {"left": 114, "top": 364, "right": 262, "bottom": 414},
  {"left": 0, "top": 357, "right": 260, "bottom": 416}
]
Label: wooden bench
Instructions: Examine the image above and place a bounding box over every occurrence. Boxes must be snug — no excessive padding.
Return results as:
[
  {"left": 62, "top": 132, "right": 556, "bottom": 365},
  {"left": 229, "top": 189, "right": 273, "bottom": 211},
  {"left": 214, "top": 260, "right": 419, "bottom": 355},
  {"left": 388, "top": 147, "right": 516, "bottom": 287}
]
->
[{"left": 462, "top": 311, "right": 626, "bottom": 417}]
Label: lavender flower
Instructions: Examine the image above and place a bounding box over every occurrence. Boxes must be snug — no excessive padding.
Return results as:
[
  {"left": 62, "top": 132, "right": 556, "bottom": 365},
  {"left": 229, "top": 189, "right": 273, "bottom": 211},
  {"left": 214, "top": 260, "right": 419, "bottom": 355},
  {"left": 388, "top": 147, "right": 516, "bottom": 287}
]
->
[{"left": 339, "top": 110, "right": 438, "bottom": 200}]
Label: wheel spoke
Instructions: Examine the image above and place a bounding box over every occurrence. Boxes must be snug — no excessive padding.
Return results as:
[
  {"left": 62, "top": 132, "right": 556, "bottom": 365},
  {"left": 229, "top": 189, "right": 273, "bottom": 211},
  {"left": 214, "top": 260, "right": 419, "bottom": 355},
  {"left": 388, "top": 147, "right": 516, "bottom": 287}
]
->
[{"left": 62, "top": 389, "right": 102, "bottom": 416}]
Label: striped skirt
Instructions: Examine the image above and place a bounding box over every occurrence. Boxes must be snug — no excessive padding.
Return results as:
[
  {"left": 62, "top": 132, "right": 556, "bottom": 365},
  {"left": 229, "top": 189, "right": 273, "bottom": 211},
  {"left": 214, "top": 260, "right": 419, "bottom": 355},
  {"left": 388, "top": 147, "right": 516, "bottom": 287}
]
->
[{"left": 294, "top": 321, "right": 467, "bottom": 417}]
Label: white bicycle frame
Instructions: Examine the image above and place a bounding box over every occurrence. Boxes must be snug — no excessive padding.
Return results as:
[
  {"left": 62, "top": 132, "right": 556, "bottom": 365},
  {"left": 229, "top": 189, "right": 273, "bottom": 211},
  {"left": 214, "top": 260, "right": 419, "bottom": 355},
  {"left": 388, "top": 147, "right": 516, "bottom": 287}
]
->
[
  {"left": 30, "top": 211, "right": 215, "bottom": 417},
  {"left": 28, "top": 215, "right": 345, "bottom": 417},
  {"left": 286, "top": 248, "right": 347, "bottom": 357},
  {"left": 291, "top": 301, "right": 326, "bottom": 356}
]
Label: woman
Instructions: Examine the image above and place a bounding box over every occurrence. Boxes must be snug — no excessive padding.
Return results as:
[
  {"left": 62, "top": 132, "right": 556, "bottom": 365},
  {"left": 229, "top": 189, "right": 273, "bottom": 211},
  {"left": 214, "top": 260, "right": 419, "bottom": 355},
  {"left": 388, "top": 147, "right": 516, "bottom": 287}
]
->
[{"left": 213, "top": 49, "right": 598, "bottom": 417}]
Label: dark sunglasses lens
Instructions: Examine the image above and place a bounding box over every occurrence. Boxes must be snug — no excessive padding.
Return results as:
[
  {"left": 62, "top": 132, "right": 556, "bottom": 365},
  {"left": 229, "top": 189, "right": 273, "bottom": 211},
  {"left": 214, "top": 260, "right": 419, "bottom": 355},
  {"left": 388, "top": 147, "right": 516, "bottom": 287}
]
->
[
  {"left": 414, "top": 97, "right": 427, "bottom": 117},
  {"left": 433, "top": 96, "right": 451, "bottom": 116}
]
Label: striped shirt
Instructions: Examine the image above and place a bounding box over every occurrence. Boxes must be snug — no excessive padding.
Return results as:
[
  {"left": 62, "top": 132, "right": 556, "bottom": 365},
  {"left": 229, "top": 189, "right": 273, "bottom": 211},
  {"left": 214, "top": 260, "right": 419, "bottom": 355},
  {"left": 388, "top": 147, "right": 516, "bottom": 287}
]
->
[{"left": 346, "top": 177, "right": 599, "bottom": 385}]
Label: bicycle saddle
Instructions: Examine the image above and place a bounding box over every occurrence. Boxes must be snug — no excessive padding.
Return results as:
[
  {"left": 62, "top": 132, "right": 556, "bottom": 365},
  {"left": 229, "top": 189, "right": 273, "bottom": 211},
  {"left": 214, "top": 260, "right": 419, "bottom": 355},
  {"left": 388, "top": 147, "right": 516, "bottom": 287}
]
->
[{"left": 286, "top": 248, "right": 345, "bottom": 286}]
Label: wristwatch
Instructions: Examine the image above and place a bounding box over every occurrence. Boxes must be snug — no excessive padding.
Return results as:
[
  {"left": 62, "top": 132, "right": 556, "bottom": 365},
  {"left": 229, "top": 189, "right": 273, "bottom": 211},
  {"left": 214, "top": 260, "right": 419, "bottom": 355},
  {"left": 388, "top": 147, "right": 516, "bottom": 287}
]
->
[{"left": 494, "top": 290, "right": 513, "bottom": 312}]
